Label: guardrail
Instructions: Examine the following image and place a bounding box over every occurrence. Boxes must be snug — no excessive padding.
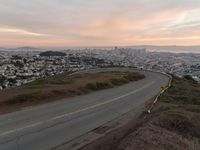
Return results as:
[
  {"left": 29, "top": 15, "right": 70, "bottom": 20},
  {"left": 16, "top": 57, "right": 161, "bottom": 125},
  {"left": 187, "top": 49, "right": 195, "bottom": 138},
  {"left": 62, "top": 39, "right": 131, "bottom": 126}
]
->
[{"left": 147, "top": 71, "right": 173, "bottom": 113}]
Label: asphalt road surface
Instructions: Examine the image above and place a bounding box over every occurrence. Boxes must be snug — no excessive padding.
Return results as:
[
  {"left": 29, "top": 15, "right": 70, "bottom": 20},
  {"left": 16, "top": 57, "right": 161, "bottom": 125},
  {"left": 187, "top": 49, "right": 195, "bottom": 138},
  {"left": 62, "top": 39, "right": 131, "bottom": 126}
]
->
[{"left": 0, "top": 68, "right": 169, "bottom": 150}]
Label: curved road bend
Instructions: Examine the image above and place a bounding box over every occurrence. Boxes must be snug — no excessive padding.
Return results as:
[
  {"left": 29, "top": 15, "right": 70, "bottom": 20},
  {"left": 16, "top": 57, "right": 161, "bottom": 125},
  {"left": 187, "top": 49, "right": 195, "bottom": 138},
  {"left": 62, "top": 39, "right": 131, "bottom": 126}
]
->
[{"left": 0, "top": 68, "right": 169, "bottom": 150}]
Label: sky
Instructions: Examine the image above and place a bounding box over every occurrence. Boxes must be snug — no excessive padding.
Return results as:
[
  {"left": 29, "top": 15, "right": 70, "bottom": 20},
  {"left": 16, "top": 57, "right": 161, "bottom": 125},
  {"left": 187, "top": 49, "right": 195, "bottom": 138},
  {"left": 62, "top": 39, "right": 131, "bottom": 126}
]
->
[{"left": 0, "top": 0, "right": 200, "bottom": 47}]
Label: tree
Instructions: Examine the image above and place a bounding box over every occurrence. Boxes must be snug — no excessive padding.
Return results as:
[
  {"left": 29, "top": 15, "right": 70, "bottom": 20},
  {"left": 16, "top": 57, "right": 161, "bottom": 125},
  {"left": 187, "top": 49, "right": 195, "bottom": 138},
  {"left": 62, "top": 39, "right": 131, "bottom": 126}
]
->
[
  {"left": 183, "top": 75, "right": 197, "bottom": 83},
  {"left": 0, "top": 76, "right": 6, "bottom": 85},
  {"left": 14, "top": 61, "right": 24, "bottom": 68},
  {"left": 40, "top": 51, "right": 66, "bottom": 57}
]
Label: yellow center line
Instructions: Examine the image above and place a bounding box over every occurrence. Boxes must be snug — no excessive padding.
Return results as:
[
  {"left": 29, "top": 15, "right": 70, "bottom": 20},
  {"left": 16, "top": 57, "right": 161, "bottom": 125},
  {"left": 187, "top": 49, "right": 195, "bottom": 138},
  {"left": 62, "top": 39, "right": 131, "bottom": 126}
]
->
[{"left": 0, "top": 81, "right": 155, "bottom": 137}]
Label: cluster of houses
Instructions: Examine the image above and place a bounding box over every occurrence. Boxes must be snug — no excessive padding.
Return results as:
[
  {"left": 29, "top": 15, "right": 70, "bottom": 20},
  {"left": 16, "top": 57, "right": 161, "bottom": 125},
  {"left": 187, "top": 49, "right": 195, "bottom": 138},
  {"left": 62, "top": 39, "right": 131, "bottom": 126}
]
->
[
  {"left": 0, "top": 52, "right": 109, "bottom": 89},
  {"left": 65, "top": 47, "right": 200, "bottom": 82},
  {"left": 1, "top": 48, "right": 200, "bottom": 90}
]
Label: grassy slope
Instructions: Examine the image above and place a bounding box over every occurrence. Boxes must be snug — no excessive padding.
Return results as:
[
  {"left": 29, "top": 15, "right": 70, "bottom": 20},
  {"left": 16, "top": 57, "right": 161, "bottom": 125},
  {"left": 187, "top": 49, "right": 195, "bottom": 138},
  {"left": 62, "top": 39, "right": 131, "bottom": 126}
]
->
[
  {"left": 73, "top": 76, "right": 200, "bottom": 150},
  {"left": 117, "top": 76, "right": 200, "bottom": 150},
  {"left": 0, "top": 71, "right": 144, "bottom": 114}
]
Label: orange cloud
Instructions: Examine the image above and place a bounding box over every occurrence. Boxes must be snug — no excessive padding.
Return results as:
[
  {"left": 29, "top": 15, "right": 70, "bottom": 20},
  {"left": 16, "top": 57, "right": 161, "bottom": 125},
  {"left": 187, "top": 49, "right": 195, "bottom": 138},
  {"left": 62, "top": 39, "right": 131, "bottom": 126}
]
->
[{"left": 0, "top": 0, "right": 200, "bottom": 47}]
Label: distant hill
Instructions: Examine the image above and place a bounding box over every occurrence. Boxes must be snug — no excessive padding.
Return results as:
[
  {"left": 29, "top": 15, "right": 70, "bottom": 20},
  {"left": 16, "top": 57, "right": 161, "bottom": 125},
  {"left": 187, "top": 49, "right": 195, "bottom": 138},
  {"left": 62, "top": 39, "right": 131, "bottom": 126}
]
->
[
  {"left": 0, "top": 47, "right": 47, "bottom": 52},
  {"left": 10, "top": 47, "right": 44, "bottom": 51},
  {"left": 0, "top": 47, "right": 7, "bottom": 51},
  {"left": 127, "top": 45, "right": 200, "bottom": 53},
  {"left": 40, "top": 51, "right": 66, "bottom": 57},
  {"left": 1, "top": 45, "right": 200, "bottom": 53}
]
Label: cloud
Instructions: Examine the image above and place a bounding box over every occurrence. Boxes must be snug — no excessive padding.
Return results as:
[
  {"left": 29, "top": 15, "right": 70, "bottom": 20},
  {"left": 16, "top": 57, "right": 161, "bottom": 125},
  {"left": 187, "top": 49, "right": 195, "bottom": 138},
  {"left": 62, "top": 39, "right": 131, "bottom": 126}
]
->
[
  {"left": 0, "top": 27, "right": 47, "bottom": 36},
  {"left": 0, "top": 0, "right": 200, "bottom": 47}
]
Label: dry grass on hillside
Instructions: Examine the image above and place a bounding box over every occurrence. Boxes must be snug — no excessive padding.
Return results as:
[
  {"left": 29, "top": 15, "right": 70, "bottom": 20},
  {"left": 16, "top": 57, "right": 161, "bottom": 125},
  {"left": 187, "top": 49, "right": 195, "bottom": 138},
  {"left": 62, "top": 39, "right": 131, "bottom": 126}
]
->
[
  {"left": 80, "top": 76, "right": 200, "bottom": 150},
  {"left": 0, "top": 71, "right": 144, "bottom": 114},
  {"left": 118, "top": 76, "right": 200, "bottom": 150}
]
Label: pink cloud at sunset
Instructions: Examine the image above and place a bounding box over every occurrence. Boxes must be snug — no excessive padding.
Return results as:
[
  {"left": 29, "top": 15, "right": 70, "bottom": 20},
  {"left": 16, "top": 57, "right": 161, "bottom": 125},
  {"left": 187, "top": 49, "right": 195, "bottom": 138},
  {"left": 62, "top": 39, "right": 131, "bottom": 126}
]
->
[{"left": 0, "top": 0, "right": 200, "bottom": 47}]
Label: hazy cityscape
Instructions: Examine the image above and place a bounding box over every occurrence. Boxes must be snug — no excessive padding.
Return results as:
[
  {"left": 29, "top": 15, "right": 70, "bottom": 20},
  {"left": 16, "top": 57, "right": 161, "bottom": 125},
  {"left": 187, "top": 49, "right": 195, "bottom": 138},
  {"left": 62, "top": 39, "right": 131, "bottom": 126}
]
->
[
  {"left": 0, "top": 0, "right": 200, "bottom": 150},
  {"left": 0, "top": 47, "right": 200, "bottom": 90}
]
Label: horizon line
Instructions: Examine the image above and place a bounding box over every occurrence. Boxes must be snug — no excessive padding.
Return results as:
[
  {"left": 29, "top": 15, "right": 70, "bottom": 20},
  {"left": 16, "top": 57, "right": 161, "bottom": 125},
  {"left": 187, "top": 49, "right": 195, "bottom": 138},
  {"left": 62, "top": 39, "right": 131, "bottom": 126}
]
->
[{"left": 1, "top": 44, "right": 200, "bottom": 49}]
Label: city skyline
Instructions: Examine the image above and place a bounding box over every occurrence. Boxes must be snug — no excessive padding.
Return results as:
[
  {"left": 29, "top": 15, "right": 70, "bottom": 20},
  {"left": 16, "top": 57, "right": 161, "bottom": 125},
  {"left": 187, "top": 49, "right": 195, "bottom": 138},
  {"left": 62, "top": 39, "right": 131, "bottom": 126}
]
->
[{"left": 0, "top": 0, "right": 200, "bottom": 48}]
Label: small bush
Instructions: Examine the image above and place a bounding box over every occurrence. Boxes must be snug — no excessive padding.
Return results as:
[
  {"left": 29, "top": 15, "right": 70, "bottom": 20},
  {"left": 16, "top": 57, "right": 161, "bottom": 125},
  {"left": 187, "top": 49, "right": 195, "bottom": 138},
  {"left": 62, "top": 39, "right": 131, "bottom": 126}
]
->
[
  {"left": 85, "top": 83, "right": 98, "bottom": 90},
  {"left": 6, "top": 91, "right": 42, "bottom": 104},
  {"left": 124, "top": 73, "right": 145, "bottom": 81},
  {"left": 85, "top": 82, "right": 112, "bottom": 90},
  {"left": 110, "top": 78, "right": 127, "bottom": 85},
  {"left": 155, "top": 110, "right": 193, "bottom": 135},
  {"left": 96, "top": 82, "right": 112, "bottom": 89}
]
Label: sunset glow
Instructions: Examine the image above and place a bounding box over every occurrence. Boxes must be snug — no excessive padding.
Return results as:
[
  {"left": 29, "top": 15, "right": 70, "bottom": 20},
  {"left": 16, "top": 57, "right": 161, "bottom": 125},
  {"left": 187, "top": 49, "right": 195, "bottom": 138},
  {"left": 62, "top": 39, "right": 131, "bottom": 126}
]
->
[{"left": 0, "top": 0, "right": 200, "bottom": 47}]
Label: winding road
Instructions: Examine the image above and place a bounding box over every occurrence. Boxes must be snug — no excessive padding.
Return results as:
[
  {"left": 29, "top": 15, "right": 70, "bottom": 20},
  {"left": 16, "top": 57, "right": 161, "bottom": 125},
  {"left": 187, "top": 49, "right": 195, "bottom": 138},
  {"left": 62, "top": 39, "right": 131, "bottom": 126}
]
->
[{"left": 0, "top": 68, "right": 169, "bottom": 150}]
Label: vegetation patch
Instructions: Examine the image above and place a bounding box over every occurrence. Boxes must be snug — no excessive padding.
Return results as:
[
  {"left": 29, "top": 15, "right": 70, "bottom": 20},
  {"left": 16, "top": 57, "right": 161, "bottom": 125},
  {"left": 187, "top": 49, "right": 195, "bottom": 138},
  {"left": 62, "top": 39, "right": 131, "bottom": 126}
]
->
[
  {"left": 5, "top": 91, "right": 43, "bottom": 104},
  {"left": 77, "top": 75, "right": 200, "bottom": 150},
  {"left": 160, "top": 76, "right": 200, "bottom": 105},
  {"left": 40, "top": 51, "right": 66, "bottom": 57},
  {"left": 85, "top": 82, "right": 112, "bottom": 91},
  {"left": 154, "top": 110, "right": 193, "bottom": 134},
  {"left": 110, "top": 78, "right": 128, "bottom": 85},
  {"left": 133, "top": 76, "right": 200, "bottom": 149},
  {"left": 26, "top": 75, "right": 74, "bottom": 88},
  {"left": 0, "top": 71, "right": 145, "bottom": 114},
  {"left": 185, "top": 106, "right": 200, "bottom": 113},
  {"left": 151, "top": 76, "right": 200, "bottom": 138}
]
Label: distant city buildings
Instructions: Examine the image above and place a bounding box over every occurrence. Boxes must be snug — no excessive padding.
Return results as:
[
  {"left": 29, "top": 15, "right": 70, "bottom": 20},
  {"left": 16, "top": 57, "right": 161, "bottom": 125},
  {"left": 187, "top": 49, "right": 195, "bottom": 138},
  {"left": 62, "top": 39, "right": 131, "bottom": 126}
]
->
[{"left": 0, "top": 47, "right": 200, "bottom": 89}]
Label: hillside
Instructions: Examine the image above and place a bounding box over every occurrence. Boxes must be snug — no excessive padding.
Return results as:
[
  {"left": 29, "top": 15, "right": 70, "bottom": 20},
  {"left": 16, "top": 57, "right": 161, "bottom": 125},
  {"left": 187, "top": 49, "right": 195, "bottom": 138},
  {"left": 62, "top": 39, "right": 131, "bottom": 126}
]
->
[
  {"left": 0, "top": 71, "right": 144, "bottom": 114},
  {"left": 80, "top": 76, "right": 200, "bottom": 150},
  {"left": 128, "top": 45, "right": 200, "bottom": 53},
  {"left": 40, "top": 51, "right": 66, "bottom": 56}
]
